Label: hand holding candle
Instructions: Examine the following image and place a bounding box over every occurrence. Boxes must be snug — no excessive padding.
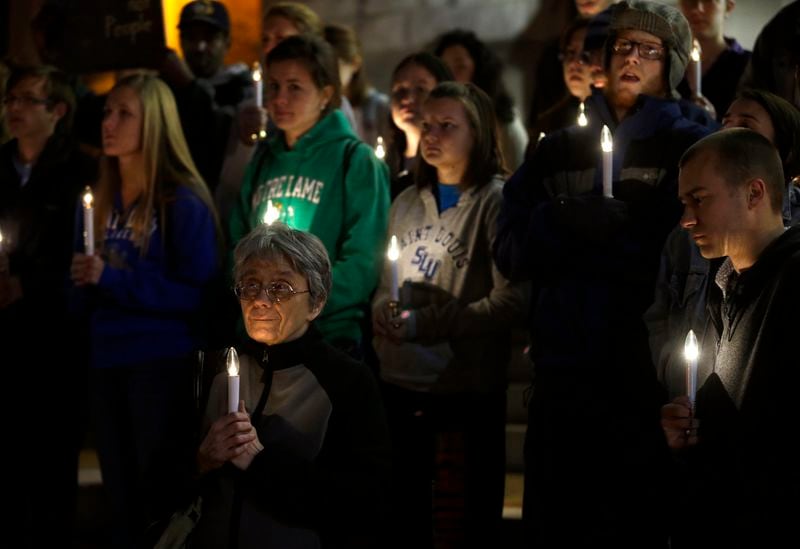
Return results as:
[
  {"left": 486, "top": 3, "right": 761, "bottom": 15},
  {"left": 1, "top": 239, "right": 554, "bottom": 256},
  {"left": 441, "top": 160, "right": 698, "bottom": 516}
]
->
[
  {"left": 601, "top": 125, "right": 613, "bottom": 198},
  {"left": 684, "top": 329, "right": 699, "bottom": 408},
  {"left": 690, "top": 40, "right": 702, "bottom": 98},
  {"left": 82, "top": 186, "right": 95, "bottom": 256},
  {"left": 227, "top": 347, "right": 240, "bottom": 414}
]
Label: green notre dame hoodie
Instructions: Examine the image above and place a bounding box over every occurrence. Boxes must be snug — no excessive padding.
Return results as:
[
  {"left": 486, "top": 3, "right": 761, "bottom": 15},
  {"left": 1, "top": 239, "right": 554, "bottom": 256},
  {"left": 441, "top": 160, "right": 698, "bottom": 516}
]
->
[{"left": 230, "top": 110, "right": 390, "bottom": 343}]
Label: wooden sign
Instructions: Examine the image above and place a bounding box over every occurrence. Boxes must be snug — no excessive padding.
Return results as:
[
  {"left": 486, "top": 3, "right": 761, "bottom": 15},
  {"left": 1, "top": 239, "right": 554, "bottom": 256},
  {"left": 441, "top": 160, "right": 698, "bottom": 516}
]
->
[{"left": 62, "top": 0, "right": 166, "bottom": 73}]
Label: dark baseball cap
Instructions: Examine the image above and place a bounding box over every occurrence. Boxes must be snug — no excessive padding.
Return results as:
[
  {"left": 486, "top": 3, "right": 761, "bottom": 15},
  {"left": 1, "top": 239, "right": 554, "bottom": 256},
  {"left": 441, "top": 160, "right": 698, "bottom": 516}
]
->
[{"left": 178, "top": 1, "right": 230, "bottom": 33}]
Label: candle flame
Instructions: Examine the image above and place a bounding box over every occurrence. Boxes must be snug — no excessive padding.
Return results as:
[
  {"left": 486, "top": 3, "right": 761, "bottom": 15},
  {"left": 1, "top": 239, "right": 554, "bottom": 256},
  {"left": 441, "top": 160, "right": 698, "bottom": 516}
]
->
[
  {"left": 691, "top": 39, "right": 701, "bottom": 63},
  {"left": 538, "top": 132, "right": 546, "bottom": 143},
  {"left": 227, "top": 347, "right": 240, "bottom": 376},
  {"left": 375, "top": 136, "right": 386, "bottom": 160},
  {"left": 387, "top": 235, "right": 399, "bottom": 261},
  {"left": 601, "top": 125, "right": 613, "bottom": 152},
  {"left": 82, "top": 186, "right": 94, "bottom": 209},
  {"left": 262, "top": 200, "right": 280, "bottom": 225},
  {"left": 577, "top": 101, "right": 588, "bottom": 127},
  {"left": 252, "top": 62, "right": 262, "bottom": 82},
  {"left": 0, "top": 231, "right": 3, "bottom": 245},
  {"left": 684, "top": 330, "right": 699, "bottom": 361}
]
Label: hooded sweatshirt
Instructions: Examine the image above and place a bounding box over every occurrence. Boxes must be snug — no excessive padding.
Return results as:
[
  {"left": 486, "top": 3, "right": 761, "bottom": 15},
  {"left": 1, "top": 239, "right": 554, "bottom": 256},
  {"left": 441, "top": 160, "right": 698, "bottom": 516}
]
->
[
  {"left": 230, "top": 110, "right": 390, "bottom": 343},
  {"left": 372, "top": 178, "right": 528, "bottom": 394}
]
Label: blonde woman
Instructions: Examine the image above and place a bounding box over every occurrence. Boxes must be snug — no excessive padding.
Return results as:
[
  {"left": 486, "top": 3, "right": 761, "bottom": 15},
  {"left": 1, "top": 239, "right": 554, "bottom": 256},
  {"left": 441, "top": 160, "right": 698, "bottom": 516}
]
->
[{"left": 70, "top": 73, "right": 222, "bottom": 547}]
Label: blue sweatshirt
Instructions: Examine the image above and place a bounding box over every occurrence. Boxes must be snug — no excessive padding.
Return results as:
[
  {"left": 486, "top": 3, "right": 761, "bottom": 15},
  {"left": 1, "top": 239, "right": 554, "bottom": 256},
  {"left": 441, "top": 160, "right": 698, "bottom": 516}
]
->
[{"left": 76, "top": 185, "right": 219, "bottom": 368}]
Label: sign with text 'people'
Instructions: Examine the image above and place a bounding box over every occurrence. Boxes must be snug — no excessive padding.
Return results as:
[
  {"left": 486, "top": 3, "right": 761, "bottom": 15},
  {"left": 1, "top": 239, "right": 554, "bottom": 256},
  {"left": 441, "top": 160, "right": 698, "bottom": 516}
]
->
[{"left": 63, "top": 0, "right": 165, "bottom": 73}]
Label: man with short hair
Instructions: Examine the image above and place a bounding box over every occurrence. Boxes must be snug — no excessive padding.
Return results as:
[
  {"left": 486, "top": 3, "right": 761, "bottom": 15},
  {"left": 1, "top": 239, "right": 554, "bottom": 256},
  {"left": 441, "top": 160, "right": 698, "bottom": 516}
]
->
[
  {"left": 495, "top": 1, "right": 711, "bottom": 545},
  {"left": 662, "top": 128, "right": 797, "bottom": 547},
  {"left": 0, "top": 63, "right": 96, "bottom": 546},
  {"left": 160, "top": 0, "right": 254, "bottom": 198}
]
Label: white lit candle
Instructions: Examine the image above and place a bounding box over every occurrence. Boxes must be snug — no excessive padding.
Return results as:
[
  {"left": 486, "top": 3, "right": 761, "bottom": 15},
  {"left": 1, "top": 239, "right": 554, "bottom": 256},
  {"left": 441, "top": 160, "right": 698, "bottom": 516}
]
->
[
  {"left": 227, "top": 347, "right": 240, "bottom": 414},
  {"left": 684, "top": 330, "right": 699, "bottom": 408},
  {"left": 601, "top": 125, "right": 613, "bottom": 198},
  {"left": 252, "top": 61, "right": 263, "bottom": 108},
  {"left": 691, "top": 40, "right": 702, "bottom": 98},
  {"left": 577, "top": 101, "right": 588, "bottom": 127},
  {"left": 82, "top": 186, "right": 94, "bottom": 256},
  {"left": 0, "top": 229, "right": 4, "bottom": 254},
  {"left": 375, "top": 136, "right": 386, "bottom": 160},
  {"left": 387, "top": 235, "right": 400, "bottom": 302},
  {"left": 252, "top": 62, "right": 267, "bottom": 140},
  {"left": 262, "top": 199, "right": 280, "bottom": 226}
]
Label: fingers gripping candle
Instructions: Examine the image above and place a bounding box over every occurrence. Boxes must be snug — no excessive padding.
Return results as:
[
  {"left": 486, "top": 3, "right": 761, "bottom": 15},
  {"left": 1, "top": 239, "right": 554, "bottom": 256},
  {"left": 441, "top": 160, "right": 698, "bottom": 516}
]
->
[{"left": 227, "top": 347, "right": 240, "bottom": 414}]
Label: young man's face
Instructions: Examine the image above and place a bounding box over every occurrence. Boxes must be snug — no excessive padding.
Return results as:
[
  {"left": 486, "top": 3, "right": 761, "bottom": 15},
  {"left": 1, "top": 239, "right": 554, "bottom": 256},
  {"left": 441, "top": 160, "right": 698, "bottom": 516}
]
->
[
  {"left": 4, "top": 76, "right": 61, "bottom": 141},
  {"left": 180, "top": 21, "right": 229, "bottom": 79},
  {"left": 606, "top": 29, "right": 667, "bottom": 113},
  {"left": 679, "top": 150, "right": 749, "bottom": 260}
]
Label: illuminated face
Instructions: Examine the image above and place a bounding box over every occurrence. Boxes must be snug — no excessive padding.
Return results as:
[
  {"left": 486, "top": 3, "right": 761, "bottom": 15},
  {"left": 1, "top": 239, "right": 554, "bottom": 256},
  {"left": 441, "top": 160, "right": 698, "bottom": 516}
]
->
[
  {"left": 606, "top": 29, "right": 667, "bottom": 112},
  {"left": 266, "top": 60, "right": 333, "bottom": 144},
  {"left": 238, "top": 257, "right": 321, "bottom": 345},
  {"left": 180, "top": 21, "right": 229, "bottom": 79},
  {"left": 440, "top": 44, "right": 475, "bottom": 84},
  {"left": 102, "top": 85, "right": 143, "bottom": 159},
  {"left": 679, "top": 150, "right": 748, "bottom": 260},
  {"left": 679, "top": 0, "right": 732, "bottom": 40},
  {"left": 722, "top": 98, "right": 776, "bottom": 144},
  {"left": 4, "top": 76, "right": 61, "bottom": 141},
  {"left": 390, "top": 63, "right": 439, "bottom": 136},
  {"left": 262, "top": 16, "right": 300, "bottom": 57},
  {"left": 420, "top": 97, "right": 474, "bottom": 182},
  {"left": 562, "top": 27, "right": 592, "bottom": 99},
  {"left": 575, "top": 0, "right": 615, "bottom": 17}
]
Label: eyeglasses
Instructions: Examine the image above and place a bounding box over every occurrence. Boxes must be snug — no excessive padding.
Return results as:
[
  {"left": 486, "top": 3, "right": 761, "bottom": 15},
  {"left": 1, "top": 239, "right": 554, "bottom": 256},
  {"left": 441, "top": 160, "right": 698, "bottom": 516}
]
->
[
  {"left": 558, "top": 49, "right": 591, "bottom": 65},
  {"left": 611, "top": 39, "right": 665, "bottom": 61},
  {"left": 234, "top": 280, "right": 310, "bottom": 303},
  {"left": 2, "top": 94, "right": 51, "bottom": 108}
]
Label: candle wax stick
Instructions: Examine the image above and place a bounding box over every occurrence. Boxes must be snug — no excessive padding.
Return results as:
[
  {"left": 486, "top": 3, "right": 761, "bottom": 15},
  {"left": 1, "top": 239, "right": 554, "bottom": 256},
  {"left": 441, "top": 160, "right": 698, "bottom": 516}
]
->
[
  {"left": 601, "top": 125, "right": 613, "bottom": 198},
  {"left": 227, "top": 347, "right": 240, "bottom": 414},
  {"left": 82, "top": 187, "right": 94, "bottom": 255},
  {"left": 684, "top": 330, "right": 699, "bottom": 407},
  {"left": 387, "top": 235, "right": 400, "bottom": 302}
]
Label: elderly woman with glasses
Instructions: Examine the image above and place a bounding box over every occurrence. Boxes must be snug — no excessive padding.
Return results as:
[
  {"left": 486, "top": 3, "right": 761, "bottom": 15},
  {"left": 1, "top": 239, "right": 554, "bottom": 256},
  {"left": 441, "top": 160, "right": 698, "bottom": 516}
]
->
[{"left": 190, "top": 222, "right": 391, "bottom": 549}]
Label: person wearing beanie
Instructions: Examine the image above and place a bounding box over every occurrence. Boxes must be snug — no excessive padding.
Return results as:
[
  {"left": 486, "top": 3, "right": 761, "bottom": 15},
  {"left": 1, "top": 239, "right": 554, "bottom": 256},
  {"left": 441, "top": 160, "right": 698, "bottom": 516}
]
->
[{"left": 494, "top": 1, "right": 712, "bottom": 546}]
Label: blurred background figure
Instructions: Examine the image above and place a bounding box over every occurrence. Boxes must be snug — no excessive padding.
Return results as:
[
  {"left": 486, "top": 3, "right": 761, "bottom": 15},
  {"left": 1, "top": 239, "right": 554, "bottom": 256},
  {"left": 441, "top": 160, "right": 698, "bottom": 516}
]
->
[
  {"left": 325, "top": 23, "right": 392, "bottom": 151},
  {"left": 386, "top": 52, "right": 453, "bottom": 199},
  {"left": 738, "top": 0, "right": 800, "bottom": 109},
  {"left": 530, "top": 18, "right": 592, "bottom": 138},
  {"left": 527, "top": 0, "right": 619, "bottom": 133},
  {"left": 0, "top": 62, "right": 96, "bottom": 548},
  {"left": 69, "top": 73, "right": 221, "bottom": 548},
  {"left": 677, "top": 0, "right": 750, "bottom": 121},
  {"left": 434, "top": 29, "right": 528, "bottom": 170}
]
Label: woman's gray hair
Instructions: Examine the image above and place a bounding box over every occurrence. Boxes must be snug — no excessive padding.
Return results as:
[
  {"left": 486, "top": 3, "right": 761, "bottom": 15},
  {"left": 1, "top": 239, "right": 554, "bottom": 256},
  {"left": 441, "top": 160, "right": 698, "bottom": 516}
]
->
[{"left": 233, "top": 222, "right": 332, "bottom": 309}]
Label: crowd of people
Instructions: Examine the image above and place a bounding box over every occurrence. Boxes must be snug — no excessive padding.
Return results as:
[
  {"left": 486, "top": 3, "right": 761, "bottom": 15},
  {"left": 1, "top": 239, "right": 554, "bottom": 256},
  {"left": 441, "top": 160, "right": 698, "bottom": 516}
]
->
[{"left": 1, "top": 0, "right": 799, "bottom": 548}]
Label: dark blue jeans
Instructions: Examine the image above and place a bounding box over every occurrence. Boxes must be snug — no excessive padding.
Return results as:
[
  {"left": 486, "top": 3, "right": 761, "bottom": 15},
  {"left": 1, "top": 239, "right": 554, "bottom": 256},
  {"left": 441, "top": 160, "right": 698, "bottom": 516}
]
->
[{"left": 91, "top": 358, "right": 195, "bottom": 549}]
